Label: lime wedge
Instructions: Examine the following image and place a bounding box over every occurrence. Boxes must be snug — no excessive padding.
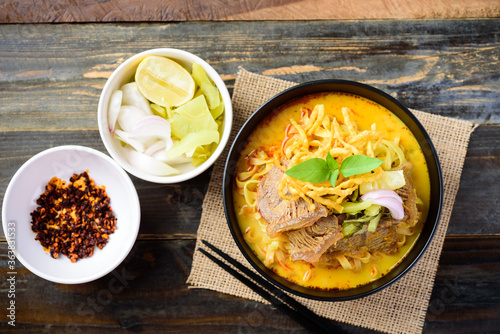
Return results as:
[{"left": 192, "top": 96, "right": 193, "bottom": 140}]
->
[{"left": 135, "top": 56, "right": 195, "bottom": 107}]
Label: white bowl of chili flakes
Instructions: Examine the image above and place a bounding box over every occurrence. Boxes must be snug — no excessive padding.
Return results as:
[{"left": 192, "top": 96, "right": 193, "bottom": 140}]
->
[{"left": 2, "top": 145, "right": 140, "bottom": 284}]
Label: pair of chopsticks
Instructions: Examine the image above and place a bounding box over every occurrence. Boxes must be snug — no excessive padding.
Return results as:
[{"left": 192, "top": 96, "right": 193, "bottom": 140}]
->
[{"left": 199, "top": 240, "right": 345, "bottom": 333}]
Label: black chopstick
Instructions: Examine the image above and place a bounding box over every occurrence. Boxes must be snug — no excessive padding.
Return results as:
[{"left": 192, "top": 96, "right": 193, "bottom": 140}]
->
[
  {"left": 199, "top": 248, "right": 326, "bottom": 333},
  {"left": 200, "top": 240, "right": 344, "bottom": 333},
  {"left": 198, "top": 248, "right": 327, "bottom": 333}
]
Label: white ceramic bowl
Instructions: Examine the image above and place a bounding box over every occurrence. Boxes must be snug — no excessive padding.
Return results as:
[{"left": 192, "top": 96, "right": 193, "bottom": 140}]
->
[
  {"left": 2, "top": 145, "right": 141, "bottom": 284},
  {"left": 97, "top": 48, "right": 233, "bottom": 183}
]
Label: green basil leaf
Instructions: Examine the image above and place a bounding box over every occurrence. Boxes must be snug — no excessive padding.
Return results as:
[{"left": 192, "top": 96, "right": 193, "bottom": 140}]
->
[
  {"left": 340, "top": 155, "right": 383, "bottom": 177},
  {"left": 284, "top": 158, "right": 330, "bottom": 183},
  {"left": 326, "top": 152, "right": 338, "bottom": 171},
  {"left": 329, "top": 169, "right": 339, "bottom": 187}
]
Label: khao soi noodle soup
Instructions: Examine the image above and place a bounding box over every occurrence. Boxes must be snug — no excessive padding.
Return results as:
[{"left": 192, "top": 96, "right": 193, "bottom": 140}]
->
[{"left": 233, "top": 92, "right": 430, "bottom": 290}]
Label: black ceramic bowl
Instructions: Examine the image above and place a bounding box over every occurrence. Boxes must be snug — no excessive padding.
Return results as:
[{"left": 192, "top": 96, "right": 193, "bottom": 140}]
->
[{"left": 222, "top": 80, "right": 443, "bottom": 301}]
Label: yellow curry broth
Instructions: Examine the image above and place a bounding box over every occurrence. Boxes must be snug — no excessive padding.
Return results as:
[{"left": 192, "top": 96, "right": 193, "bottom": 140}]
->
[{"left": 233, "top": 92, "right": 430, "bottom": 290}]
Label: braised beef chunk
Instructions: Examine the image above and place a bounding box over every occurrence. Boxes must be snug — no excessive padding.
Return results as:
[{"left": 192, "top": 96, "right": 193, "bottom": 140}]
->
[
  {"left": 365, "top": 225, "right": 398, "bottom": 253},
  {"left": 287, "top": 215, "right": 343, "bottom": 263},
  {"left": 321, "top": 224, "right": 398, "bottom": 261},
  {"left": 328, "top": 233, "right": 367, "bottom": 258},
  {"left": 257, "top": 166, "right": 327, "bottom": 237},
  {"left": 395, "top": 162, "right": 419, "bottom": 226}
]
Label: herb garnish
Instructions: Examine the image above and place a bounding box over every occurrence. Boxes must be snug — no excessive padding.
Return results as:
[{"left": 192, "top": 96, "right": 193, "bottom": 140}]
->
[{"left": 284, "top": 152, "right": 382, "bottom": 187}]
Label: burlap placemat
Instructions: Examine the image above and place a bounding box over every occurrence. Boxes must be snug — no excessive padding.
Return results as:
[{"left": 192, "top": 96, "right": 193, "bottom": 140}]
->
[{"left": 187, "top": 68, "right": 477, "bottom": 334}]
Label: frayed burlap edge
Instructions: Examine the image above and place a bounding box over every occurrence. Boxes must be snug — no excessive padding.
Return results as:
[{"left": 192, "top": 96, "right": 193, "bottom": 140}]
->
[{"left": 187, "top": 68, "right": 477, "bottom": 334}]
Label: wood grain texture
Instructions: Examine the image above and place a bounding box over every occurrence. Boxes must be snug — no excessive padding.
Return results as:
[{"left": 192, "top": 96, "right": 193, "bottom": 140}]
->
[
  {"left": 0, "top": 19, "right": 499, "bottom": 333},
  {"left": 1, "top": 0, "right": 499, "bottom": 23},
  {"left": 448, "top": 124, "right": 500, "bottom": 235},
  {"left": 0, "top": 124, "right": 498, "bottom": 240},
  {"left": 423, "top": 236, "right": 500, "bottom": 333},
  {"left": 0, "top": 237, "right": 498, "bottom": 333},
  {"left": 0, "top": 20, "right": 498, "bottom": 132}
]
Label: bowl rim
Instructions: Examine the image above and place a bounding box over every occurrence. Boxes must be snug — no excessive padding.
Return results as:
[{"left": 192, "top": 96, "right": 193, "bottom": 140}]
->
[
  {"left": 97, "top": 48, "right": 233, "bottom": 184},
  {"left": 223, "top": 79, "right": 443, "bottom": 301},
  {"left": 1, "top": 145, "right": 141, "bottom": 284}
]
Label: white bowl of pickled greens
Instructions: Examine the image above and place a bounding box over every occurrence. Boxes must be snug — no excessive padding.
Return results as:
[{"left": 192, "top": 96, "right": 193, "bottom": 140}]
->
[{"left": 97, "top": 48, "right": 232, "bottom": 183}]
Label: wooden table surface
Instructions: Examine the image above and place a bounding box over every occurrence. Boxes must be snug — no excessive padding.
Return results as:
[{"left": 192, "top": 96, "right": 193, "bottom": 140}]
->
[{"left": 1, "top": 2, "right": 499, "bottom": 333}]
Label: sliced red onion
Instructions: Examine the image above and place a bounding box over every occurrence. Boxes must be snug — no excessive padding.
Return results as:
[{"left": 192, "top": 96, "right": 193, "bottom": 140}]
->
[
  {"left": 108, "top": 89, "right": 123, "bottom": 132},
  {"left": 123, "top": 146, "right": 179, "bottom": 176},
  {"left": 121, "top": 82, "right": 153, "bottom": 115},
  {"left": 115, "top": 129, "right": 146, "bottom": 153},
  {"left": 371, "top": 197, "right": 405, "bottom": 220},
  {"left": 360, "top": 189, "right": 403, "bottom": 204},
  {"left": 144, "top": 140, "right": 166, "bottom": 156},
  {"left": 152, "top": 149, "right": 193, "bottom": 165},
  {"left": 129, "top": 115, "right": 173, "bottom": 146},
  {"left": 117, "top": 105, "right": 150, "bottom": 133}
]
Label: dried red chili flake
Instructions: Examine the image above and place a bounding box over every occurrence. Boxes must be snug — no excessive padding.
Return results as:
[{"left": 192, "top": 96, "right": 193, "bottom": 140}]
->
[{"left": 30, "top": 170, "right": 117, "bottom": 263}]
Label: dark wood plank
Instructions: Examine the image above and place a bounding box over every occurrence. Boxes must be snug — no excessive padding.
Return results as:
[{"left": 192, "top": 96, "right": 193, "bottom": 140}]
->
[
  {"left": 1, "top": 236, "right": 498, "bottom": 333},
  {"left": 423, "top": 236, "right": 500, "bottom": 333},
  {"left": 1, "top": 0, "right": 499, "bottom": 23},
  {"left": 0, "top": 20, "right": 498, "bottom": 131},
  {"left": 448, "top": 124, "right": 500, "bottom": 235},
  {"left": 1, "top": 124, "right": 498, "bottom": 240}
]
